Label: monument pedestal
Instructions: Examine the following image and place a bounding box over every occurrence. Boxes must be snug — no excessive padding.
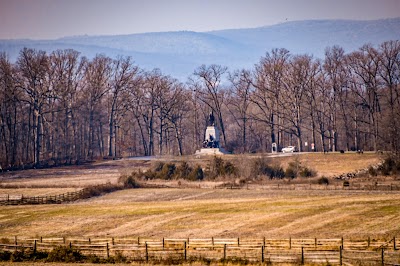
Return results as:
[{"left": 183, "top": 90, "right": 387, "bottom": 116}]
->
[{"left": 195, "top": 147, "right": 227, "bottom": 156}]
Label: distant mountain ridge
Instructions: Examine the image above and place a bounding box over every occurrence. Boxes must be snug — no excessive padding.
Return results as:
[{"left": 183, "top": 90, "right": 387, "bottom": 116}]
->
[{"left": 1, "top": 18, "right": 399, "bottom": 79}]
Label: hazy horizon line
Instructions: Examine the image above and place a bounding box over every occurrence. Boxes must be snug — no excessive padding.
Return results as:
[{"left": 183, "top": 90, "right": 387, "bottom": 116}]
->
[{"left": 1, "top": 16, "right": 399, "bottom": 42}]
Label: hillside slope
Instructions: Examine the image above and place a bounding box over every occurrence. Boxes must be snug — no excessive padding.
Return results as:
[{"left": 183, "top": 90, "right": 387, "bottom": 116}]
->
[{"left": 1, "top": 18, "right": 399, "bottom": 79}]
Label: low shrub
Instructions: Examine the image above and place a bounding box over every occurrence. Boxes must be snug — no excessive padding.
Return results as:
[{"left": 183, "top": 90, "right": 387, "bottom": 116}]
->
[
  {"left": 82, "top": 182, "right": 122, "bottom": 198},
  {"left": 206, "top": 156, "right": 238, "bottom": 179},
  {"left": 10, "top": 248, "right": 40, "bottom": 262},
  {"left": 285, "top": 167, "right": 297, "bottom": 179},
  {"left": 159, "top": 163, "right": 176, "bottom": 180},
  {"left": 285, "top": 160, "right": 301, "bottom": 178},
  {"left": 187, "top": 165, "right": 204, "bottom": 181},
  {"left": 118, "top": 174, "right": 141, "bottom": 188},
  {"left": 273, "top": 165, "right": 286, "bottom": 178},
  {"left": 251, "top": 157, "right": 270, "bottom": 177},
  {"left": 0, "top": 250, "right": 11, "bottom": 261},
  {"left": 318, "top": 176, "right": 330, "bottom": 185},
  {"left": 10, "top": 250, "right": 26, "bottom": 262},
  {"left": 144, "top": 170, "right": 157, "bottom": 180},
  {"left": 153, "top": 162, "right": 165, "bottom": 172},
  {"left": 175, "top": 161, "right": 192, "bottom": 179},
  {"left": 46, "top": 246, "right": 84, "bottom": 263},
  {"left": 127, "top": 161, "right": 205, "bottom": 182},
  {"left": 299, "top": 167, "right": 316, "bottom": 178},
  {"left": 286, "top": 159, "right": 317, "bottom": 178},
  {"left": 113, "top": 251, "right": 128, "bottom": 263},
  {"left": 223, "top": 161, "right": 238, "bottom": 176},
  {"left": 0, "top": 238, "right": 11, "bottom": 244},
  {"left": 250, "top": 157, "right": 284, "bottom": 179},
  {"left": 378, "top": 155, "right": 400, "bottom": 176},
  {"left": 368, "top": 166, "right": 378, "bottom": 176}
]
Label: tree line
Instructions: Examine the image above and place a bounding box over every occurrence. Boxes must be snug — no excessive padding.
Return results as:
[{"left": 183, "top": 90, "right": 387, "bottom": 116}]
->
[{"left": 0, "top": 40, "right": 399, "bottom": 169}]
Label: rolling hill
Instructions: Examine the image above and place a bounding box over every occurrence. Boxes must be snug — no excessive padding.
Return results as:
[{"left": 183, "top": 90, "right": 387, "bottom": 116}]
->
[{"left": 1, "top": 18, "right": 399, "bottom": 79}]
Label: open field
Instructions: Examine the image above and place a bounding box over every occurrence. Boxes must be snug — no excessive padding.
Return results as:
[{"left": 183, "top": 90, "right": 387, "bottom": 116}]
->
[
  {"left": 0, "top": 153, "right": 398, "bottom": 239},
  {"left": 1, "top": 188, "right": 399, "bottom": 239},
  {"left": 0, "top": 153, "right": 399, "bottom": 264}
]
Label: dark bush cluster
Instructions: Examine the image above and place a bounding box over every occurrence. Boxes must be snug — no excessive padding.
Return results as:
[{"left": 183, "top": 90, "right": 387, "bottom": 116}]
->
[
  {"left": 118, "top": 174, "right": 141, "bottom": 188},
  {"left": 126, "top": 157, "right": 240, "bottom": 181},
  {"left": 377, "top": 156, "right": 400, "bottom": 176},
  {"left": 82, "top": 182, "right": 123, "bottom": 198},
  {"left": 121, "top": 156, "right": 319, "bottom": 183},
  {"left": 318, "top": 176, "right": 330, "bottom": 185},
  {"left": 206, "top": 156, "right": 238, "bottom": 179},
  {"left": 250, "top": 157, "right": 316, "bottom": 179},
  {"left": 47, "top": 246, "right": 84, "bottom": 262},
  {"left": 251, "top": 157, "right": 284, "bottom": 179},
  {"left": 128, "top": 161, "right": 205, "bottom": 181},
  {"left": 0, "top": 246, "right": 127, "bottom": 263},
  {"left": 285, "top": 159, "right": 316, "bottom": 178}
]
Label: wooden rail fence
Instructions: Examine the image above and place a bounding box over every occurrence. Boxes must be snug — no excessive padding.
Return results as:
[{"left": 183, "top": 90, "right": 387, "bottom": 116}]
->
[
  {"left": 1, "top": 236, "right": 399, "bottom": 265},
  {"left": 2, "top": 182, "right": 400, "bottom": 206},
  {"left": 0, "top": 184, "right": 117, "bottom": 205}
]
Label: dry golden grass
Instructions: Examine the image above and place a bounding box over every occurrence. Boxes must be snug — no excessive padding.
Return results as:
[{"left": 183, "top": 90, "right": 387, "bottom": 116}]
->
[
  {"left": 1, "top": 152, "right": 397, "bottom": 246},
  {"left": 1, "top": 188, "right": 399, "bottom": 240}
]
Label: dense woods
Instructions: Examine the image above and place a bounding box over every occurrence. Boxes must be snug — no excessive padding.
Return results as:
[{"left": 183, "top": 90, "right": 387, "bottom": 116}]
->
[{"left": 0, "top": 40, "right": 399, "bottom": 169}]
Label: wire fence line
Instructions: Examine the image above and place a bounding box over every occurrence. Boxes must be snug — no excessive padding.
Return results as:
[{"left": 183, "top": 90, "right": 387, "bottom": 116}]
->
[{"left": 0, "top": 236, "right": 399, "bottom": 265}]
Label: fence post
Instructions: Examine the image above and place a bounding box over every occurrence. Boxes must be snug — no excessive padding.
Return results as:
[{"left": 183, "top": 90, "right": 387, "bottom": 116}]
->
[
  {"left": 263, "top": 237, "right": 266, "bottom": 248},
  {"left": 261, "top": 245, "right": 264, "bottom": 263},
  {"left": 145, "top": 242, "right": 148, "bottom": 262},
  {"left": 381, "top": 248, "right": 384, "bottom": 266},
  {"left": 138, "top": 236, "right": 140, "bottom": 246},
  {"left": 212, "top": 237, "right": 214, "bottom": 250},
  {"left": 289, "top": 237, "right": 292, "bottom": 249},
  {"left": 341, "top": 237, "right": 344, "bottom": 249},
  {"left": 315, "top": 238, "right": 317, "bottom": 249},
  {"left": 224, "top": 244, "right": 227, "bottom": 260},
  {"left": 339, "top": 246, "right": 342, "bottom": 266},
  {"left": 237, "top": 237, "right": 240, "bottom": 246},
  {"left": 69, "top": 242, "right": 72, "bottom": 249},
  {"left": 162, "top": 237, "right": 165, "bottom": 249},
  {"left": 368, "top": 236, "right": 370, "bottom": 248},
  {"left": 184, "top": 241, "right": 187, "bottom": 261},
  {"left": 301, "top": 247, "right": 304, "bottom": 264},
  {"left": 106, "top": 242, "right": 109, "bottom": 259},
  {"left": 89, "top": 238, "right": 91, "bottom": 244},
  {"left": 112, "top": 237, "right": 115, "bottom": 246},
  {"left": 393, "top": 237, "right": 396, "bottom": 250},
  {"left": 34, "top": 239, "right": 37, "bottom": 254}
]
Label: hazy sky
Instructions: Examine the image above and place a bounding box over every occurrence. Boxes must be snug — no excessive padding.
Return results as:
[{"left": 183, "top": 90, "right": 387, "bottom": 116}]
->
[{"left": 0, "top": 0, "right": 399, "bottom": 40}]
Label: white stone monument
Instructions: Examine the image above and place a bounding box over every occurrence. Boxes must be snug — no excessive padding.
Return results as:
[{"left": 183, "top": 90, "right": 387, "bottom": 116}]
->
[{"left": 195, "top": 112, "right": 227, "bottom": 155}]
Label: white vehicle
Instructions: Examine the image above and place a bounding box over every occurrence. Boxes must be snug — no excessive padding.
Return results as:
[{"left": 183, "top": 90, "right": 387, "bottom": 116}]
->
[{"left": 282, "top": 146, "right": 297, "bottom": 153}]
